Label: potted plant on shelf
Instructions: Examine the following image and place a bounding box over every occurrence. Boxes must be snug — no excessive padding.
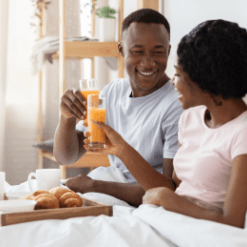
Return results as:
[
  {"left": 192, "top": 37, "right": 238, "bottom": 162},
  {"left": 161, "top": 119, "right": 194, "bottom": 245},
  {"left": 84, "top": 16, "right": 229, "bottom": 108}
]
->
[{"left": 95, "top": 5, "right": 117, "bottom": 42}]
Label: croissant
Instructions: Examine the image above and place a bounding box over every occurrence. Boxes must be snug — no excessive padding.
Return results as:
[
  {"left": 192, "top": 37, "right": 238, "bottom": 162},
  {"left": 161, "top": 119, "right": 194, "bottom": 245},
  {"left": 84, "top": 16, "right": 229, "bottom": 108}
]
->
[
  {"left": 20, "top": 187, "right": 83, "bottom": 209},
  {"left": 49, "top": 187, "right": 82, "bottom": 208},
  {"left": 34, "top": 193, "right": 60, "bottom": 210},
  {"left": 20, "top": 190, "right": 59, "bottom": 210}
]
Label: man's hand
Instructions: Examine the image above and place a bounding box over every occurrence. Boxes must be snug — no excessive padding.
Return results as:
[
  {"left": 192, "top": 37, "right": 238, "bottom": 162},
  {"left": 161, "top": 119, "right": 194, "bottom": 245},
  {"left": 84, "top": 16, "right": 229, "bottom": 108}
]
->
[
  {"left": 60, "top": 88, "right": 87, "bottom": 120},
  {"left": 65, "top": 174, "right": 95, "bottom": 194}
]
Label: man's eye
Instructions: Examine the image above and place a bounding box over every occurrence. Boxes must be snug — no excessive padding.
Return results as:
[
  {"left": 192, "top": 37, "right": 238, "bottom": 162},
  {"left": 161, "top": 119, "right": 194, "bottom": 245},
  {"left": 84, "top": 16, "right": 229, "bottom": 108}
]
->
[
  {"left": 154, "top": 51, "right": 164, "bottom": 54},
  {"left": 132, "top": 51, "right": 143, "bottom": 54}
]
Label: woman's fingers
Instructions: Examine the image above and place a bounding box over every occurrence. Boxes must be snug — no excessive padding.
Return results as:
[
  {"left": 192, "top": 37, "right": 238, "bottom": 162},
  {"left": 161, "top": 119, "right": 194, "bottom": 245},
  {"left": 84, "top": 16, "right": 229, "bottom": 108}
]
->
[
  {"left": 83, "top": 145, "right": 106, "bottom": 154},
  {"left": 83, "top": 131, "right": 90, "bottom": 145},
  {"left": 91, "top": 120, "right": 111, "bottom": 133},
  {"left": 83, "top": 139, "right": 90, "bottom": 145}
]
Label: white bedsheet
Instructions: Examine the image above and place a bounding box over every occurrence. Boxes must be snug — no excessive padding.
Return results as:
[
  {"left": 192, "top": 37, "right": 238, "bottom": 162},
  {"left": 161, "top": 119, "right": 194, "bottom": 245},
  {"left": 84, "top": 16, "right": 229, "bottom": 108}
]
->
[
  {"left": 2, "top": 167, "right": 247, "bottom": 247},
  {"left": 1, "top": 204, "right": 247, "bottom": 247}
]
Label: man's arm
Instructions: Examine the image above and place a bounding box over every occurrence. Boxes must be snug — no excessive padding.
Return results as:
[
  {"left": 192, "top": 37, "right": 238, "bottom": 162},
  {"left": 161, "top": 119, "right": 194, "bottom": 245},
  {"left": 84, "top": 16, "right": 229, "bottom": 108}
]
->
[
  {"left": 53, "top": 116, "right": 87, "bottom": 166},
  {"left": 66, "top": 158, "right": 174, "bottom": 207},
  {"left": 53, "top": 88, "right": 89, "bottom": 165}
]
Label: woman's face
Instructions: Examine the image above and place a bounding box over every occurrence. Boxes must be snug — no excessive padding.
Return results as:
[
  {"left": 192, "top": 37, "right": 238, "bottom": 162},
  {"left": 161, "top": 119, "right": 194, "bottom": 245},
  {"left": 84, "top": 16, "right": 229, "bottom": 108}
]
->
[{"left": 172, "top": 62, "right": 207, "bottom": 109}]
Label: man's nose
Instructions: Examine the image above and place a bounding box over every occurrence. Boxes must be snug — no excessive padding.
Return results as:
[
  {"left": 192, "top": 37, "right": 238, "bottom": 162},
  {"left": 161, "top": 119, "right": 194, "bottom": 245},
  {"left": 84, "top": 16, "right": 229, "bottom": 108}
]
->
[{"left": 140, "top": 56, "right": 155, "bottom": 68}]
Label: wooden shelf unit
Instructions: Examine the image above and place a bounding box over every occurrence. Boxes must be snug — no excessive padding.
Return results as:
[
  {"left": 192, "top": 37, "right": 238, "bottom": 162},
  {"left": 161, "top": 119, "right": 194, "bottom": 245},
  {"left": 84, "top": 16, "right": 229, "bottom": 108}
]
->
[
  {"left": 38, "top": 0, "right": 160, "bottom": 179},
  {"left": 54, "top": 41, "right": 120, "bottom": 58}
]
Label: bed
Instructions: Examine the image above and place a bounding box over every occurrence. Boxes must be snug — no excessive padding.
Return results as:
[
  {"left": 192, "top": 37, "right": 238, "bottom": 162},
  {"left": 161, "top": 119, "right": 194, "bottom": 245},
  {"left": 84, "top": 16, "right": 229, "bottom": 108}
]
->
[{"left": 1, "top": 168, "right": 247, "bottom": 247}]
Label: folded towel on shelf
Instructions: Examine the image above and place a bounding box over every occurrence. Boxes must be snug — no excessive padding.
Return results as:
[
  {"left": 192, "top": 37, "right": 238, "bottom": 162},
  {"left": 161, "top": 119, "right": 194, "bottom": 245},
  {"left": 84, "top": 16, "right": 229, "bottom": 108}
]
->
[
  {"left": 30, "top": 35, "right": 118, "bottom": 75},
  {"left": 30, "top": 36, "right": 98, "bottom": 75}
]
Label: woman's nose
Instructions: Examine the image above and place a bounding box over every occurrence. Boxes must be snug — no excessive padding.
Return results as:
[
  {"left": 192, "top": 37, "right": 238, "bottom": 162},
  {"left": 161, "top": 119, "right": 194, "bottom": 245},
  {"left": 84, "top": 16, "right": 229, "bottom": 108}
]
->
[{"left": 140, "top": 56, "right": 155, "bottom": 67}]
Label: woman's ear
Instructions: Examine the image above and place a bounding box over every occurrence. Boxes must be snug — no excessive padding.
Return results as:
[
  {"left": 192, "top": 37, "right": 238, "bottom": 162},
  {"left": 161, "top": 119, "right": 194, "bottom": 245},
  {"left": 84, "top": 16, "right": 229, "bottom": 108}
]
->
[{"left": 118, "top": 42, "right": 124, "bottom": 57}]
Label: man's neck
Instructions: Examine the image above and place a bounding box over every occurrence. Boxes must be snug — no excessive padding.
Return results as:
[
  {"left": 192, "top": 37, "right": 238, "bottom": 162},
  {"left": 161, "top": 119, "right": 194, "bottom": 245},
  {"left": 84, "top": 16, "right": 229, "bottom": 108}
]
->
[{"left": 129, "top": 74, "right": 170, "bottom": 98}]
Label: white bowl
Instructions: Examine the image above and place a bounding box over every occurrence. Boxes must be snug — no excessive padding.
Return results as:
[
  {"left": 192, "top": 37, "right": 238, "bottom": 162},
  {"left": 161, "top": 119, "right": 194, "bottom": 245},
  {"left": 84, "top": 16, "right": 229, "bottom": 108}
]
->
[
  {"left": 6, "top": 192, "right": 31, "bottom": 200},
  {"left": 0, "top": 200, "right": 37, "bottom": 213}
]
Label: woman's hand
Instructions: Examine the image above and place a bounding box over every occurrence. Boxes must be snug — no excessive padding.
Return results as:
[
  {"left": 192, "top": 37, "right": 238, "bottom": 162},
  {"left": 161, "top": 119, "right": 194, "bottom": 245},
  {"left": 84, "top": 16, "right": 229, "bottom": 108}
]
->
[
  {"left": 83, "top": 120, "right": 128, "bottom": 157},
  {"left": 143, "top": 187, "right": 181, "bottom": 212},
  {"left": 60, "top": 88, "right": 87, "bottom": 123}
]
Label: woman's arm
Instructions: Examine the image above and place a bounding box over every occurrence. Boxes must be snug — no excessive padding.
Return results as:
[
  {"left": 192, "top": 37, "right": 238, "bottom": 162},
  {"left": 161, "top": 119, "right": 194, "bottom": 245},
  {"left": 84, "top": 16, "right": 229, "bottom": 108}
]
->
[
  {"left": 143, "top": 154, "right": 247, "bottom": 228},
  {"left": 117, "top": 144, "right": 175, "bottom": 191},
  {"left": 83, "top": 121, "right": 178, "bottom": 191}
]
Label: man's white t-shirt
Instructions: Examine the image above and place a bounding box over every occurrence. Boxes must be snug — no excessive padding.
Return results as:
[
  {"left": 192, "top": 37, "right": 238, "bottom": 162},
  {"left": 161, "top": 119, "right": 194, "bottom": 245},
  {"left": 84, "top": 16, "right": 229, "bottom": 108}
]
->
[{"left": 76, "top": 78, "right": 184, "bottom": 183}]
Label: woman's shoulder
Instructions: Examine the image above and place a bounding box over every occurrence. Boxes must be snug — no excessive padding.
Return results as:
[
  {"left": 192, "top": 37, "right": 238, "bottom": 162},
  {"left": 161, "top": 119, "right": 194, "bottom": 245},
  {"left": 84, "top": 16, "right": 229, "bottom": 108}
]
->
[{"left": 179, "top": 105, "right": 205, "bottom": 124}]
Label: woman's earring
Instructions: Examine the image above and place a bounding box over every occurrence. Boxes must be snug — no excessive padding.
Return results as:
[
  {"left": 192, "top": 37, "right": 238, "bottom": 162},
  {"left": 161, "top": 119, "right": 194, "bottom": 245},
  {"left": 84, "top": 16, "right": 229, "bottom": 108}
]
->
[{"left": 212, "top": 96, "right": 223, "bottom": 106}]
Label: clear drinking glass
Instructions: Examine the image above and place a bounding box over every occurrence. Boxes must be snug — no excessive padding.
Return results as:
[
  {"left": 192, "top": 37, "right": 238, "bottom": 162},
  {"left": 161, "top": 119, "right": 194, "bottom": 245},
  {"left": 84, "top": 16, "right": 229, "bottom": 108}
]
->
[
  {"left": 79, "top": 79, "right": 99, "bottom": 124},
  {"left": 87, "top": 94, "right": 106, "bottom": 149}
]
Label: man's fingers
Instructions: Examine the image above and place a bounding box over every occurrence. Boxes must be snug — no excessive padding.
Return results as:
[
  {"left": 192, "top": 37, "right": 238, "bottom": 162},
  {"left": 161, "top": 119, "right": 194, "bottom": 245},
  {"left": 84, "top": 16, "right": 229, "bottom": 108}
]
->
[
  {"left": 61, "top": 96, "right": 85, "bottom": 120},
  {"left": 84, "top": 131, "right": 90, "bottom": 137},
  {"left": 67, "top": 89, "right": 87, "bottom": 117},
  {"left": 61, "top": 102, "right": 82, "bottom": 119},
  {"left": 82, "top": 120, "right": 88, "bottom": 127},
  {"left": 72, "top": 88, "right": 87, "bottom": 105}
]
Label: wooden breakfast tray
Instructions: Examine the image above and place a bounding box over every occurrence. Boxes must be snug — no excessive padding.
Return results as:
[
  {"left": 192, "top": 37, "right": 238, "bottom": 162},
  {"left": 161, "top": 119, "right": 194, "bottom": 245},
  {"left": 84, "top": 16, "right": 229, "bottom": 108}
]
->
[{"left": 0, "top": 197, "right": 112, "bottom": 227}]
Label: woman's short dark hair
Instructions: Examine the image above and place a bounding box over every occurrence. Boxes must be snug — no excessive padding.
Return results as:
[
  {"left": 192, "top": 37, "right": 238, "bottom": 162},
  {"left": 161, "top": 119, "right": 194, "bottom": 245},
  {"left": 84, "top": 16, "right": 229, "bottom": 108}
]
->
[
  {"left": 122, "top": 8, "right": 170, "bottom": 39},
  {"left": 177, "top": 19, "right": 247, "bottom": 99}
]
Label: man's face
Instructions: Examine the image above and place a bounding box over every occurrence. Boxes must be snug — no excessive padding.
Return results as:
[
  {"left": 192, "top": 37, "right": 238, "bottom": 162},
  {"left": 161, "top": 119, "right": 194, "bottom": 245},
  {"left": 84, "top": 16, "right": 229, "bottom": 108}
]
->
[{"left": 119, "top": 22, "right": 170, "bottom": 95}]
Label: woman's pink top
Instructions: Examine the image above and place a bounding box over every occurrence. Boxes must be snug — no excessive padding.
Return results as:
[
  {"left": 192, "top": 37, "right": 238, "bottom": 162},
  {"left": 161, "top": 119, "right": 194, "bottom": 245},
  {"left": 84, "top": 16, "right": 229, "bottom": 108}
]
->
[{"left": 174, "top": 105, "right": 247, "bottom": 211}]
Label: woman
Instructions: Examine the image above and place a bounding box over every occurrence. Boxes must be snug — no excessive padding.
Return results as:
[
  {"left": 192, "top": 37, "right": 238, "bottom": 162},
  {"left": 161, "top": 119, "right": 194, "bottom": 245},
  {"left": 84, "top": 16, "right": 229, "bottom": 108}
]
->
[{"left": 84, "top": 20, "right": 247, "bottom": 228}]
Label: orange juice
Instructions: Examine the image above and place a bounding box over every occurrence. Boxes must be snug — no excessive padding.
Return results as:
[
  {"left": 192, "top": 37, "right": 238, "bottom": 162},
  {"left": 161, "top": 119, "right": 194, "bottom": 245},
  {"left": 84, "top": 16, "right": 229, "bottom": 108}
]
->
[
  {"left": 88, "top": 108, "right": 106, "bottom": 147},
  {"left": 80, "top": 90, "right": 99, "bottom": 121}
]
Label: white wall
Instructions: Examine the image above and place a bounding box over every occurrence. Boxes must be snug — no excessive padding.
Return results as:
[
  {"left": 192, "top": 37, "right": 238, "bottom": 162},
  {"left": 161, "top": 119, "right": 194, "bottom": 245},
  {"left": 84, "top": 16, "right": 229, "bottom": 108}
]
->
[
  {"left": 164, "top": 0, "right": 247, "bottom": 72},
  {"left": 164, "top": 0, "right": 247, "bottom": 102},
  {"left": 4, "top": 0, "right": 39, "bottom": 184},
  {"left": 0, "top": 0, "right": 9, "bottom": 171}
]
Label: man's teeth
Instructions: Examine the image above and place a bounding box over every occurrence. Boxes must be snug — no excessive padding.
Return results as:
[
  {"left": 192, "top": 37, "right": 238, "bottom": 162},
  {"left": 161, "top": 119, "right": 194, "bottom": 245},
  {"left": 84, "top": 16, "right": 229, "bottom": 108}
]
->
[{"left": 139, "top": 71, "right": 156, "bottom": 76}]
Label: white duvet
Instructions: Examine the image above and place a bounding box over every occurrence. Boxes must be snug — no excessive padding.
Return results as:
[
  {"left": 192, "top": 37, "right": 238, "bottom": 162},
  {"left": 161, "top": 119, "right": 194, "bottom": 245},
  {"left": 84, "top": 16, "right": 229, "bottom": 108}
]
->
[
  {"left": 1, "top": 167, "right": 247, "bottom": 247},
  {"left": 0, "top": 204, "right": 247, "bottom": 247}
]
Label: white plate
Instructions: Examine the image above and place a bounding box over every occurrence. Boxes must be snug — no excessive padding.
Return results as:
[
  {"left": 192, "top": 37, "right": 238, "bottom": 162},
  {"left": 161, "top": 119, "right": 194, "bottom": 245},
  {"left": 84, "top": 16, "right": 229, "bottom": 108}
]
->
[
  {"left": 0, "top": 200, "right": 37, "bottom": 213},
  {"left": 6, "top": 192, "right": 31, "bottom": 200}
]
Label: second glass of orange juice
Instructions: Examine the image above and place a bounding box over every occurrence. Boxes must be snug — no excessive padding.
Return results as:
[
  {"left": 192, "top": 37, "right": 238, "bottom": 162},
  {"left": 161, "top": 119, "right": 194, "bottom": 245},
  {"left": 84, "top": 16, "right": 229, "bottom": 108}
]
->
[
  {"left": 79, "top": 79, "right": 99, "bottom": 124},
  {"left": 88, "top": 94, "right": 106, "bottom": 149}
]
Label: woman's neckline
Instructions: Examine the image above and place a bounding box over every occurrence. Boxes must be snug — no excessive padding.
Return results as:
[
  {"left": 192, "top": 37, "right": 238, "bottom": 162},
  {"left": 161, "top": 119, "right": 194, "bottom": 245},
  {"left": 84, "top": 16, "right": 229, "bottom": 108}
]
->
[{"left": 202, "top": 107, "right": 247, "bottom": 131}]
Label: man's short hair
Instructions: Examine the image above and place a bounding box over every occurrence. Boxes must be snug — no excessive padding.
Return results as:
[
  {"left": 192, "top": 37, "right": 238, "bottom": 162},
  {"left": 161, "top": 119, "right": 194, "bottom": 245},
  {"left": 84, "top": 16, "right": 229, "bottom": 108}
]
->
[{"left": 122, "top": 8, "right": 170, "bottom": 39}]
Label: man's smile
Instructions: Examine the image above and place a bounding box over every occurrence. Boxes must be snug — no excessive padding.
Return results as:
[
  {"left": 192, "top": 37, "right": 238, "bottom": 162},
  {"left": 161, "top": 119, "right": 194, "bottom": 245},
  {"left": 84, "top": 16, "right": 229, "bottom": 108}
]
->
[{"left": 137, "top": 70, "right": 158, "bottom": 77}]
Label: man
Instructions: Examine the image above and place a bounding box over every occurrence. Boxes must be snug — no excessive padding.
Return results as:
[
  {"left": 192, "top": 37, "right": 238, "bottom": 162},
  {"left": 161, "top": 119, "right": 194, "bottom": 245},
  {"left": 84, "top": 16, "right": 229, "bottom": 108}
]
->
[{"left": 53, "top": 8, "right": 183, "bottom": 207}]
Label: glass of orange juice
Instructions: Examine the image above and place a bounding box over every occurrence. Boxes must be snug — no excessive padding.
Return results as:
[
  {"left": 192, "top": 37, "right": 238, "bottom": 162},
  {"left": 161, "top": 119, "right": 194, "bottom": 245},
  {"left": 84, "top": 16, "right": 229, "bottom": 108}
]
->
[
  {"left": 88, "top": 94, "right": 106, "bottom": 149},
  {"left": 79, "top": 79, "right": 99, "bottom": 124}
]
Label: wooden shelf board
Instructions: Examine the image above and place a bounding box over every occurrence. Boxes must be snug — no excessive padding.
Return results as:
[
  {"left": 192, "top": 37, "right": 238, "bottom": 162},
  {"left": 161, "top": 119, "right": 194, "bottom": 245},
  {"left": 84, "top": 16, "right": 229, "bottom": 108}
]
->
[
  {"left": 42, "top": 151, "right": 110, "bottom": 168},
  {"left": 54, "top": 41, "right": 120, "bottom": 58}
]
